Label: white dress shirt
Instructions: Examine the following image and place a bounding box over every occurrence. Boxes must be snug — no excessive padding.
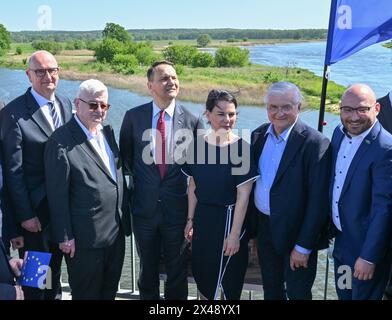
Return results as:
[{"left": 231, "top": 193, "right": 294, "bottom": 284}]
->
[
  {"left": 74, "top": 115, "right": 117, "bottom": 181},
  {"left": 30, "top": 88, "right": 64, "bottom": 131},
  {"left": 332, "top": 122, "right": 377, "bottom": 231}
]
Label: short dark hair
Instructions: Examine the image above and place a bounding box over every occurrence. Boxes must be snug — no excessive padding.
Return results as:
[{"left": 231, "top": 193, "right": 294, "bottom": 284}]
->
[
  {"left": 205, "top": 89, "right": 238, "bottom": 112},
  {"left": 147, "top": 60, "right": 175, "bottom": 81}
]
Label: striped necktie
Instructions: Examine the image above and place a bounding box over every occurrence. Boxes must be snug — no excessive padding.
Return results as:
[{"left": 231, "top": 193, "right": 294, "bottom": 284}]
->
[{"left": 48, "top": 101, "right": 61, "bottom": 129}]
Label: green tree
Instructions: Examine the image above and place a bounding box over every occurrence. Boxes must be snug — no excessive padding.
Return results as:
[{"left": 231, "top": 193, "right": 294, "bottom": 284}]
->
[
  {"left": 0, "top": 24, "right": 11, "bottom": 55},
  {"left": 197, "top": 34, "right": 211, "bottom": 47},
  {"left": 163, "top": 45, "right": 198, "bottom": 65},
  {"left": 111, "top": 54, "right": 138, "bottom": 74},
  {"left": 31, "top": 40, "right": 63, "bottom": 55},
  {"left": 215, "top": 47, "right": 249, "bottom": 67},
  {"left": 102, "top": 23, "right": 132, "bottom": 42},
  {"left": 94, "top": 38, "right": 125, "bottom": 63},
  {"left": 191, "top": 52, "right": 214, "bottom": 67},
  {"left": 135, "top": 46, "right": 161, "bottom": 66}
]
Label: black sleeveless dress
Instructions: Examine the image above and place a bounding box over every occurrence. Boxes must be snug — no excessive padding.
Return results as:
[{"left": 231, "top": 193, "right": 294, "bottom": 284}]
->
[{"left": 182, "top": 137, "right": 259, "bottom": 300}]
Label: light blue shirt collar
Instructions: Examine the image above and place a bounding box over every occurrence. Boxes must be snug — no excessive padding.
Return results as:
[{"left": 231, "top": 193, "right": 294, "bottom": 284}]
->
[
  {"left": 30, "top": 87, "right": 55, "bottom": 107},
  {"left": 152, "top": 100, "right": 175, "bottom": 119},
  {"left": 265, "top": 119, "right": 297, "bottom": 142}
]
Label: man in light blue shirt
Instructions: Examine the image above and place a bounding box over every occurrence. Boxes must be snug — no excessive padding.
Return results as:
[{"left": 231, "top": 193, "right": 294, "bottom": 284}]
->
[{"left": 251, "top": 82, "right": 331, "bottom": 300}]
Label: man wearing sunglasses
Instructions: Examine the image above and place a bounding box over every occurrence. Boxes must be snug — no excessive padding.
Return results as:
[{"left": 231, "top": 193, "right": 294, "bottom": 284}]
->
[
  {"left": 44, "top": 79, "right": 131, "bottom": 299},
  {"left": 330, "top": 84, "right": 392, "bottom": 300},
  {"left": 0, "top": 50, "right": 73, "bottom": 300}
]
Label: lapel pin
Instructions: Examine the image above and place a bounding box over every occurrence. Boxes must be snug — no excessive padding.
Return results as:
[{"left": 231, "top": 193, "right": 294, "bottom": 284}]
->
[{"left": 365, "top": 140, "right": 371, "bottom": 144}]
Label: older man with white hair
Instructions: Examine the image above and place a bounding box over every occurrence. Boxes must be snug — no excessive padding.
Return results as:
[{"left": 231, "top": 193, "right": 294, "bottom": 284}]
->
[
  {"left": 44, "top": 79, "right": 131, "bottom": 300},
  {"left": 250, "top": 82, "right": 331, "bottom": 300}
]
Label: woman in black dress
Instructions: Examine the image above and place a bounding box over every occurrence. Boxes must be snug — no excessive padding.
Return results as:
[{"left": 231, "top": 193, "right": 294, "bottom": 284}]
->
[{"left": 182, "top": 90, "right": 259, "bottom": 300}]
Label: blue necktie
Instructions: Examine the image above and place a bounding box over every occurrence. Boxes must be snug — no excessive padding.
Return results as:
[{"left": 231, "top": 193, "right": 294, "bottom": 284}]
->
[{"left": 48, "top": 101, "right": 61, "bottom": 129}]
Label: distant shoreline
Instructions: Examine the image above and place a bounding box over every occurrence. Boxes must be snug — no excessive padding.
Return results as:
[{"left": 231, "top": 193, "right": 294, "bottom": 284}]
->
[{"left": 0, "top": 38, "right": 342, "bottom": 113}]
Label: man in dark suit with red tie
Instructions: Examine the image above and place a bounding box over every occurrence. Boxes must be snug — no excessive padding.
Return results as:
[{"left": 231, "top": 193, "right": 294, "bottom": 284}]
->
[{"left": 120, "top": 61, "right": 204, "bottom": 300}]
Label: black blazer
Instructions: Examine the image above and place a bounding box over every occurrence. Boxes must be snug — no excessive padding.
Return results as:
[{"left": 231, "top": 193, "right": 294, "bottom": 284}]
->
[
  {"left": 0, "top": 88, "right": 73, "bottom": 227},
  {"left": 0, "top": 238, "right": 15, "bottom": 300},
  {"left": 120, "top": 102, "right": 204, "bottom": 224},
  {"left": 44, "top": 116, "right": 131, "bottom": 249},
  {"left": 377, "top": 94, "right": 392, "bottom": 134},
  {"left": 250, "top": 120, "right": 332, "bottom": 254}
]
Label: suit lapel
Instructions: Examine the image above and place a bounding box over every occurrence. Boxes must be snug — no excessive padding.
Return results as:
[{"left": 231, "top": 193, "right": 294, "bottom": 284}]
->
[
  {"left": 69, "top": 117, "right": 117, "bottom": 184},
  {"left": 340, "top": 122, "right": 381, "bottom": 198},
  {"left": 166, "top": 104, "right": 185, "bottom": 174},
  {"left": 273, "top": 121, "right": 306, "bottom": 184},
  {"left": 56, "top": 95, "right": 73, "bottom": 123},
  {"left": 252, "top": 125, "right": 269, "bottom": 164},
  {"left": 103, "top": 124, "right": 120, "bottom": 183},
  {"left": 142, "top": 103, "right": 160, "bottom": 176},
  {"left": 331, "top": 127, "right": 345, "bottom": 178},
  {"left": 26, "top": 89, "right": 53, "bottom": 137}
]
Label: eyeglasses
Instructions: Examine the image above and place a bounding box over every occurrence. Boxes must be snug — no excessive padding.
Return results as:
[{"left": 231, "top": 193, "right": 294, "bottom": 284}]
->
[
  {"left": 30, "top": 67, "right": 60, "bottom": 78},
  {"left": 79, "top": 98, "right": 111, "bottom": 111},
  {"left": 340, "top": 105, "right": 374, "bottom": 115},
  {"left": 267, "top": 104, "right": 296, "bottom": 114}
]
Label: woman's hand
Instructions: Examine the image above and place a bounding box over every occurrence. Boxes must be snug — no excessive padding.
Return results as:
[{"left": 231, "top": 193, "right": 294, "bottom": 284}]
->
[
  {"left": 223, "top": 233, "right": 240, "bottom": 256},
  {"left": 184, "top": 219, "right": 193, "bottom": 241}
]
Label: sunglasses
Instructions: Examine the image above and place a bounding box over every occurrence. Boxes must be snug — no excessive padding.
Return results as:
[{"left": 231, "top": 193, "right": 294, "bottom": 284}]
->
[{"left": 79, "top": 98, "right": 110, "bottom": 111}]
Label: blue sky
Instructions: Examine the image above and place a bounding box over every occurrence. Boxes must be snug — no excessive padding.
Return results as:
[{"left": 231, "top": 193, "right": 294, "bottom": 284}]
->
[{"left": 1, "top": 0, "right": 332, "bottom": 31}]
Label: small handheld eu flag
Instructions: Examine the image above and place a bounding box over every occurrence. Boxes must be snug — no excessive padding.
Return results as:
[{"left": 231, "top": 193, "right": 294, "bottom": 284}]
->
[{"left": 20, "top": 251, "right": 52, "bottom": 289}]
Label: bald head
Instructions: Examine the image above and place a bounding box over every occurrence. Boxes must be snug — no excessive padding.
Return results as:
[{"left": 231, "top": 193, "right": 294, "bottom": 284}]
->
[
  {"left": 341, "top": 84, "right": 377, "bottom": 106},
  {"left": 340, "top": 83, "right": 380, "bottom": 136},
  {"left": 28, "top": 50, "right": 58, "bottom": 69},
  {"left": 26, "top": 50, "right": 60, "bottom": 100}
]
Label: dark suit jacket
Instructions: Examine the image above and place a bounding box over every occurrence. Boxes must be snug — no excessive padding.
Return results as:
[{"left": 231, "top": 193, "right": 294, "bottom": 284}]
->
[
  {"left": 251, "top": 120, "right": 332, "bottom": 255},
  {"left": 330, "top": 122, "right": 392, "bottom": 266},
  {"left": 44, "top": 116, "right": 131, "bottom": 249},
  {"left": 0, "top": 238, "right": 15, "bottom": 300},
  {"left": 377, "top": 94, "right": 392, "bottom": 134},
  {"left": 120, "top": 102, "right": 204, "bottom": 224},
  {"left": 0, "top": 88, "right": 73, "bottom": 228}
]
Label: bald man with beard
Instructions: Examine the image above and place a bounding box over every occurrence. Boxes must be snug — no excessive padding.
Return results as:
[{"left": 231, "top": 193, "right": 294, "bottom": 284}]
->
[{"left": 330, "top": 84, "right": 392, "bottom": 300}]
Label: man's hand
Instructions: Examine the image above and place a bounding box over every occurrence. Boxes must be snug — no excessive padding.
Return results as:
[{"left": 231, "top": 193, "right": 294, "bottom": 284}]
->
[
  {"left": 354, "top": 257, "right": 375, "bottom": 281},
  {"left": 10, "top": 236, "right": 24, "bottom": 250},
  {"left": 14, "top": 285, "right": 24, "bottom": 300},
  {"left": 21, "top": 217, "right": 42, "bottom": 233},
  {"left": 9, "top": 258, "right": 24, "bottom": 277},
  {"left": 290, "top": 248, "right": 310, "bottom": 271},
  {"left": 59, "top": 239, "right": 75, "bottom": 258}
]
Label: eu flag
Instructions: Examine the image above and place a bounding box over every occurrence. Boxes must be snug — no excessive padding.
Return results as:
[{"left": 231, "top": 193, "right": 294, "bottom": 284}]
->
[
  {"left": 325, "top": 0, "right": 392, "bottom": 65},
  {"left": 20, "top": 251, "right": 52, "bottom": 289}
]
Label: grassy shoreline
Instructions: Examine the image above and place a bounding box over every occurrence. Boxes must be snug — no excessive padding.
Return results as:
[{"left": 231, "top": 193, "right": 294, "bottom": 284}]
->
[{"left": 0, "top": 39, "right": 343, "bottom": 113}]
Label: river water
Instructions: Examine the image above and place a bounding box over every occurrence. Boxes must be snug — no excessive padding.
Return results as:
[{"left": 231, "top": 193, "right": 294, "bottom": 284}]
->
[{"left": 1, "top": 40, "right": 389, "bottom": 299}]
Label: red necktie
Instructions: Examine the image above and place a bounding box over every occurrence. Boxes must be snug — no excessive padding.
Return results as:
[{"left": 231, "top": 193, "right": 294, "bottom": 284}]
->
[{"left": 156, "top": 110, "right": 167, "bottom": 179}]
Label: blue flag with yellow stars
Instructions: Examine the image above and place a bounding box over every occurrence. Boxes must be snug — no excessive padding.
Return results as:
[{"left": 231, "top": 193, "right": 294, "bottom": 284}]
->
[{"left": 20, "top": 251, "right": 52, "bottom": 289}]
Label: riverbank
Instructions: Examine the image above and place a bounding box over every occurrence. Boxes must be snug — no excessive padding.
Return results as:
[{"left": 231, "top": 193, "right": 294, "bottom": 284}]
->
[{"left": 0, "top": 41, "right": 344, "bottom": 113}]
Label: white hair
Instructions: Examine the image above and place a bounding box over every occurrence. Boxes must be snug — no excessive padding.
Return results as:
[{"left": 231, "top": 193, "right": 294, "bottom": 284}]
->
[
  {"left": 264, "top": 82, "right": 304, "bottom": 105},
  {"left": 77, "top": 79, "right": 107, "bottom": 98}
]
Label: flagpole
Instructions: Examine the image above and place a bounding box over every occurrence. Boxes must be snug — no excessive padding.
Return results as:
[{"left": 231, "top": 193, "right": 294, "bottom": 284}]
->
[{"left": 317, "top": 64, "right": 330, "bottom": 133}]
